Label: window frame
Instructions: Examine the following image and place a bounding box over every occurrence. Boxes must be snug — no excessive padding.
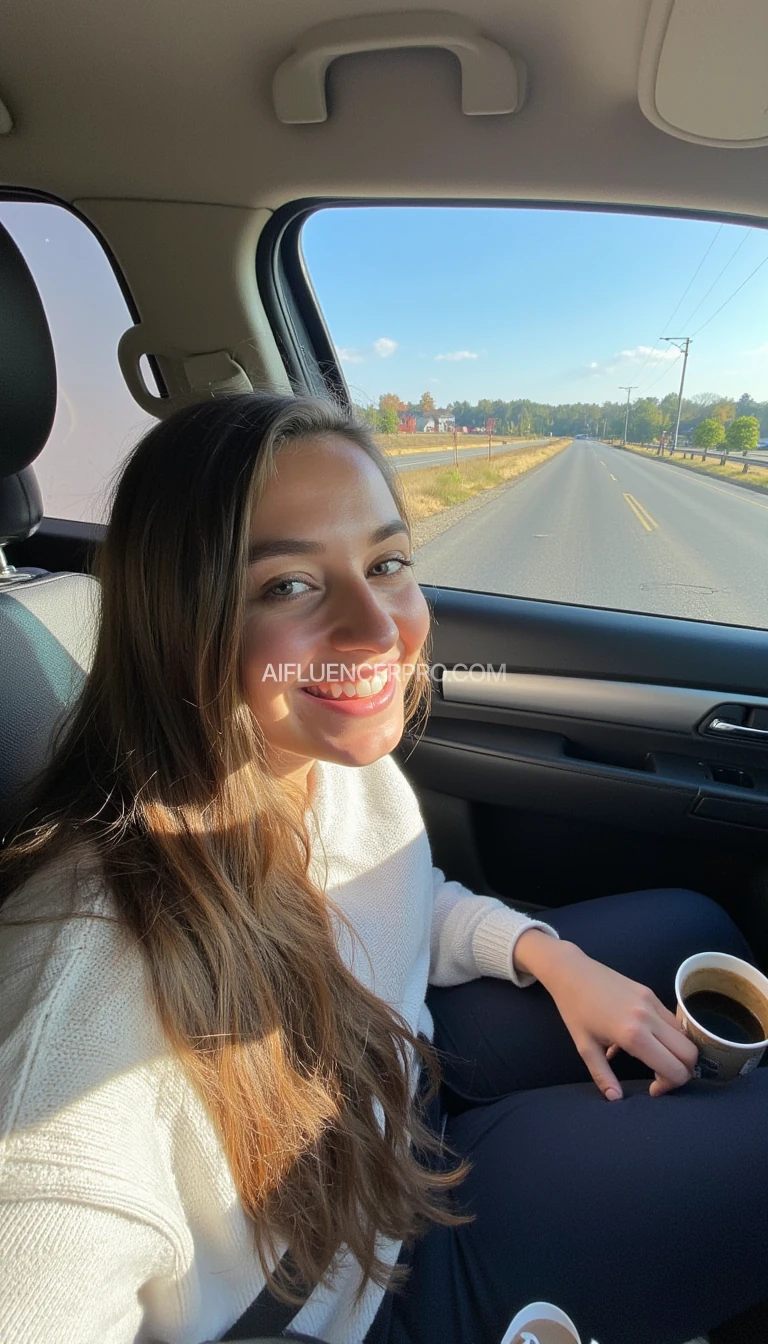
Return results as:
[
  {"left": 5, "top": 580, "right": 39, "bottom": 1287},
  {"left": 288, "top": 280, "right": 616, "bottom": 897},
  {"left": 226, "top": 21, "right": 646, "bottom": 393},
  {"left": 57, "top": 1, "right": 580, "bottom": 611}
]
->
[{"left": 0, "top": 187, "right": 166, "bottom": 548}]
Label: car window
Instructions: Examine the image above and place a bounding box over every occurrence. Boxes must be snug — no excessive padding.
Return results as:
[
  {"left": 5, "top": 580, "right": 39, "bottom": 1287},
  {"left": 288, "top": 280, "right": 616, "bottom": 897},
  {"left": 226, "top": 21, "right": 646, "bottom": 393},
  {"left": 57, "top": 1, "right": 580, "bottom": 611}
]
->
[
  {"left": 0, "top": 200, "right": 155, "bottom": 523},
  {"left": 301, "top": 205, "right": 768, "bottom": 631}
]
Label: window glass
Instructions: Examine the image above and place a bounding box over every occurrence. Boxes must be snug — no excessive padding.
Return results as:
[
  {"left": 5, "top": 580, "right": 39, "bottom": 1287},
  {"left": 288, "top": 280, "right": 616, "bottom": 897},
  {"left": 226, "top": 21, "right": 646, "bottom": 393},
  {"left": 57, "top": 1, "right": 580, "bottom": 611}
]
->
[
  {"left": 0, "top": 200, "right": 155, "bottom": 523},
  {"left": 302, "top": 206, "right": 768, "bottom": 630}
]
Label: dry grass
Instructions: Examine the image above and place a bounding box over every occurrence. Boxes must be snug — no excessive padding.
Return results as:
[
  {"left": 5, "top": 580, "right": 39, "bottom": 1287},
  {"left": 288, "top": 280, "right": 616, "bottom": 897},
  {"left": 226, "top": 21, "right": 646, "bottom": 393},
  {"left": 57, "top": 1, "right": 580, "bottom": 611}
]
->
[
  {"left": 398, "top": 440, "right": 570, "bottom": 520},
  {"left": 376, "top": 432, "right": 536, "bottom": 456},
  {"left": 625, "top": 443, "right": 768, "bottom": 493}
]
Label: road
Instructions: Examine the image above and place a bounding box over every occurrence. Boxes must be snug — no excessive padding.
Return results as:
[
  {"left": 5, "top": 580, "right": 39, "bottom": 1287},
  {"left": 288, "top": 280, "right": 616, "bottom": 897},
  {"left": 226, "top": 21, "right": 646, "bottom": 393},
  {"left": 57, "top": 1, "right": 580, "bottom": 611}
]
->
[
  {"left": 413, "top": 439, "right": 768, "bottom": 629},
  {"left": 390, "top": 438, "right": 549, "bottom": 473}
]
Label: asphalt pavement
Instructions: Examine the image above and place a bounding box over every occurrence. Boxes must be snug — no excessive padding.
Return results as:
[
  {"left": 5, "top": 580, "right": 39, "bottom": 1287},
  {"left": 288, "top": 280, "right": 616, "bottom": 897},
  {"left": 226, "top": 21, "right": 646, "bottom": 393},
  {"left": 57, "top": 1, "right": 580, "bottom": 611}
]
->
[{"left": 413, "top": 439, "right": 768, "bottom": 629}]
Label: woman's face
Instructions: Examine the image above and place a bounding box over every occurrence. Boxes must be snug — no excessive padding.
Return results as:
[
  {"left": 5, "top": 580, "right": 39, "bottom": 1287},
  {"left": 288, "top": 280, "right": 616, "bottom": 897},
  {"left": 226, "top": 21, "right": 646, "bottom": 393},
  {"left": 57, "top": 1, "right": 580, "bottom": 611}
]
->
[{"left": 242, "top": 435, "right": 430, "bottom": 782}]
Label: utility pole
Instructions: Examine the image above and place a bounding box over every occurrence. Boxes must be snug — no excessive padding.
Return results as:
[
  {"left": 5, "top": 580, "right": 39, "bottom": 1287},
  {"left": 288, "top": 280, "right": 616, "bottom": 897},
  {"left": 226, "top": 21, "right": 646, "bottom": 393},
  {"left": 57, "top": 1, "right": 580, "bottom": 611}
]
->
[
  {"left": 661, "top": 336, "right": 691, "bottom": 453},
  {"left": 619, "top": 386, "right": 637, "bottom": 446}
]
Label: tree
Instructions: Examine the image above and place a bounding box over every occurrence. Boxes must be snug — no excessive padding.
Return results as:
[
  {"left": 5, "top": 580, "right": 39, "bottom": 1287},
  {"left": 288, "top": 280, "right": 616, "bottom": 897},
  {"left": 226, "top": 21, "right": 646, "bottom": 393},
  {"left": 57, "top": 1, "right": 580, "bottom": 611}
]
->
[
  {"left": 693, "top": 418, "right": 725, "bottom": 454},
  {"left": 736, "top": 392, "right": 760, "bottom": 419},
  {"left": 353, "top": 403, "right": 380, "bottom": 431},
  {"left": 629, "top": 398, "right": 661, "bottom": 445},
  {"left": 725, "top": 415, "right": 760, "bottom": 469},
  {"left": 378, "top": 406, "right": 399, "bottom": 434},
  {"left": 379, "top": 392, "right": 405, "bottom": 414},
  {"left": 419, "top": 390, "right": 436, "bottom": 413},
  {"left": 712, "top": 400, "right": 736, "bottom": 427}
]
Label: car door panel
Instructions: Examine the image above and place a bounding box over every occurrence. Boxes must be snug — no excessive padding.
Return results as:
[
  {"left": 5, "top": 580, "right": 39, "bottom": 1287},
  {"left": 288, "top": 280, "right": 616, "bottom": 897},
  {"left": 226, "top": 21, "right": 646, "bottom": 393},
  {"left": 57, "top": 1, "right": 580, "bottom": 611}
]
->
[{"left": 398, "top": 586, "right": 768, "bottom": 956}]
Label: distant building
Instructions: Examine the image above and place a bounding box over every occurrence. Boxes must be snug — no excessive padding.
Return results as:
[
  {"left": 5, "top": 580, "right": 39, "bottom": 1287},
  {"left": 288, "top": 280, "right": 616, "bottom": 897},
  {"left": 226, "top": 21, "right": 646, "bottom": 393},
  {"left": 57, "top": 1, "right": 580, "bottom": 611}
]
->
[{"left": 410, "top": 411, "right": 455, "bottom": 432}]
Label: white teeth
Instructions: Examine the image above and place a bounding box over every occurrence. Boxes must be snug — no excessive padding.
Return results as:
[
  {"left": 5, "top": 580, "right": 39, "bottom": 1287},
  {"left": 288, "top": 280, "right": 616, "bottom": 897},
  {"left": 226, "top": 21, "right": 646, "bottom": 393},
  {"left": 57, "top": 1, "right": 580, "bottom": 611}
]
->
[{"left": 305, "top": 670, "right": 392, "bottom": 700}]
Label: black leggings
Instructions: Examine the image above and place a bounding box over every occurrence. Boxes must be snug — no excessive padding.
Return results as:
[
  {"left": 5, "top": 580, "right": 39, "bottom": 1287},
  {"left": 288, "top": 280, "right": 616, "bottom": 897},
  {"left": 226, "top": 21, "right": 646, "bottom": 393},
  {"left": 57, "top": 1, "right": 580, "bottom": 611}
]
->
[{"left": 367, "top": 888, "right": 768, "bottom": 1344}]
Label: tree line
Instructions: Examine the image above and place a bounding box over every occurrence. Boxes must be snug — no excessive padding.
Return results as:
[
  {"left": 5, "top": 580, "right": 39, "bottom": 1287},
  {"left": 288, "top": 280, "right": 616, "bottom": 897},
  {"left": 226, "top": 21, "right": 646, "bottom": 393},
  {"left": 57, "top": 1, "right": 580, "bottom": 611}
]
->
[{"left": 354, "top": 390, "right": 768, "bottom": 443}]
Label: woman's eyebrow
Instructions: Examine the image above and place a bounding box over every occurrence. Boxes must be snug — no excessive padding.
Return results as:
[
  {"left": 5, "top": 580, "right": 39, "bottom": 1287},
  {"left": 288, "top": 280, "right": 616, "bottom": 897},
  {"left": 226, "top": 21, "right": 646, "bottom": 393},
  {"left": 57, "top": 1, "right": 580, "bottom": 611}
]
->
[{"left": 247, "top": 520, "right": 409, "bottom": 566}]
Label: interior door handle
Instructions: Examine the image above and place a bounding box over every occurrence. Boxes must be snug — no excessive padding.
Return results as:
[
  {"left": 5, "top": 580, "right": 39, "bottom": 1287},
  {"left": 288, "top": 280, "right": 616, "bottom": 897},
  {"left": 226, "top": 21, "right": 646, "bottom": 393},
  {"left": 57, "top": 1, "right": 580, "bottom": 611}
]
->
[
  {"left": 708, "top": 718, "right": 768, "bottom": 741},
  {"left": 272, "top": 11, "right": 526, "bottom": 123}
]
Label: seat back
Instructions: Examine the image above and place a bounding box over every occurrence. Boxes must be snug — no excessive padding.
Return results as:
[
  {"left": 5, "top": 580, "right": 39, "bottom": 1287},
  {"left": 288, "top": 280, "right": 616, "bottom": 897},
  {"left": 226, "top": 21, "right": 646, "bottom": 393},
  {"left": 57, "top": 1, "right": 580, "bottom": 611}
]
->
[
  {"left": 0, "top": 220, "right": 101, "bottom": 839},
  {"left": 0, "top": 574, "right": 99, "bottom": 837}
]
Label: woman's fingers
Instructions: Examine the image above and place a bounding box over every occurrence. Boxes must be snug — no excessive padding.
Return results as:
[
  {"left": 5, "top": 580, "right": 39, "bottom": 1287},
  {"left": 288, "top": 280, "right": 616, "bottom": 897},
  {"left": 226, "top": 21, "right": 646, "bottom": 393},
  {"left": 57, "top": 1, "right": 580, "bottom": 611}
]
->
[
  {"left": 655, "top": 998, "right": 685, "bottom": 1033},
  {"left": 579, "top": 1040, "right": 624, "bottom": 1102},
  {"left": 653, "top": 1016, "right": 699, "bottom": 1073},
  {"left": 603, "top": 1011, "right": 698, "bottom": 1098},
  {"left": 612, "top": 1013, "right": 697, "bottom": 1095}
]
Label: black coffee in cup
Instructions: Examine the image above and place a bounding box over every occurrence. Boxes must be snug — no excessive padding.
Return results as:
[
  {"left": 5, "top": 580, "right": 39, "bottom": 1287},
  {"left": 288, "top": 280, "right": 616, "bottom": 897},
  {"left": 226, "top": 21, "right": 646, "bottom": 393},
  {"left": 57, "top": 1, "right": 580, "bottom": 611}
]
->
[{"left": 683, "top": 989, "right": 764, "bottom": 1046}]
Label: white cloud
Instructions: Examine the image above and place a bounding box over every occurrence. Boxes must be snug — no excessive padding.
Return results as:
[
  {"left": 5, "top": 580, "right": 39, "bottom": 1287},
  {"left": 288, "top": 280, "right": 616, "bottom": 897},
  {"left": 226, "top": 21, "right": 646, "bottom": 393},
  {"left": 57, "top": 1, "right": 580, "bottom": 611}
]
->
[
  {"left": 435, "top": 349, "right": 479, "bottom": 362},
  {"left": 338, "top": 336, "right": 398, "bottom": 364},
  {"left": 745, "top": 343, "right": 768, "bottom": 356},
  {"left": 584, "top": 345, "right": 679, "bottom": 378}
]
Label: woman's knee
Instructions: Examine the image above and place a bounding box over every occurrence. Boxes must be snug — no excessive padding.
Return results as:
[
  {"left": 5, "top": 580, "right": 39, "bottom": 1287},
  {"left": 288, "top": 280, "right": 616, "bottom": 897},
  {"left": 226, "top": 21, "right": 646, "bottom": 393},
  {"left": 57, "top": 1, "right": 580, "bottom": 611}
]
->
[{"left": 639, "top": 887, "right": 753, "bottom": 962}]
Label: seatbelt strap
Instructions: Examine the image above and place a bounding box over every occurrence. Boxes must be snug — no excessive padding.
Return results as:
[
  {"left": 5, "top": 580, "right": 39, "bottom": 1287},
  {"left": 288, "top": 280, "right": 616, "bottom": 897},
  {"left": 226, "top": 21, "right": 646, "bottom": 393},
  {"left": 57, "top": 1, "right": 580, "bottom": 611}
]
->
[{"left": 222, "top": 1253, "right": 318, "bottom": 1341}]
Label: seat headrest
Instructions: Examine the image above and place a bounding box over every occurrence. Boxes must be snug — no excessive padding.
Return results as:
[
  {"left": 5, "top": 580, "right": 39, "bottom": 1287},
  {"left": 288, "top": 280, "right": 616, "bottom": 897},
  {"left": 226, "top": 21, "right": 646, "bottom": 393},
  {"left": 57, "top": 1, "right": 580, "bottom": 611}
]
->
[
  {"left": 0, "top": 468, "right": 43, "bottom": 548},
  {"left": 0, "top": 222, "right": 57, "bottom": 478}
]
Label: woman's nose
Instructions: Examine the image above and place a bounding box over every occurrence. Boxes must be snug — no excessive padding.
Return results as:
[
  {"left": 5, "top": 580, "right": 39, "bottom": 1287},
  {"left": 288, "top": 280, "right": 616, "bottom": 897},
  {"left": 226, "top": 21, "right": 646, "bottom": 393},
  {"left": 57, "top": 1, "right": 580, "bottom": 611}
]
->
[{"left": 329, "top": 581, "right": 399, "bottom": 653}]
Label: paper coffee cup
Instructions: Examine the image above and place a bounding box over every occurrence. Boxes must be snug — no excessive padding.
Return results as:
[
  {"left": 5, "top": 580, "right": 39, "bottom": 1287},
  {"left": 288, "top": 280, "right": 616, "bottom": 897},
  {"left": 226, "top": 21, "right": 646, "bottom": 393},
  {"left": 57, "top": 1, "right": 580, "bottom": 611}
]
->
[
  {"left": 675, "top": 952, "right": 768, "bottom": 1082},
  {"left": 500, "top": 1301, "right": 581, "bottom": 1344}
]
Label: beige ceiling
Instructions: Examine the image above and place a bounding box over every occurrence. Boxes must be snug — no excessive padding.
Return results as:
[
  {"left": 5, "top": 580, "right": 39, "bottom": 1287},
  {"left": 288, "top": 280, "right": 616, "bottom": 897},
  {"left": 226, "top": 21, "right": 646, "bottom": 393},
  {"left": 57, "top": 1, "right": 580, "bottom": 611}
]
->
[{"left": 1, "top": 0, "right": 768, "bottom": 216}]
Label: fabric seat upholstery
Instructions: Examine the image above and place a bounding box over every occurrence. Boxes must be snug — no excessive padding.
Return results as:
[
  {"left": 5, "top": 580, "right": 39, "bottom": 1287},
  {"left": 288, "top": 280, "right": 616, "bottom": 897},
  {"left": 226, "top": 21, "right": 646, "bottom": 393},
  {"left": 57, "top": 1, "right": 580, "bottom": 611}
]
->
[{"left": 0, "top": 220, "right": 101, "bottom": 840}]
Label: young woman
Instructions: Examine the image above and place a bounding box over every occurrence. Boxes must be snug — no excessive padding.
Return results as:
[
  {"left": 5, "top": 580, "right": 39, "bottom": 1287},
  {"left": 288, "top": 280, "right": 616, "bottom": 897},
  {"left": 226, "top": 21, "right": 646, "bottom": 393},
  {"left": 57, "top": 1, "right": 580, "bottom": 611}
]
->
[{"left": 1, "top": 393, "right": 767, "bottom": 1344}]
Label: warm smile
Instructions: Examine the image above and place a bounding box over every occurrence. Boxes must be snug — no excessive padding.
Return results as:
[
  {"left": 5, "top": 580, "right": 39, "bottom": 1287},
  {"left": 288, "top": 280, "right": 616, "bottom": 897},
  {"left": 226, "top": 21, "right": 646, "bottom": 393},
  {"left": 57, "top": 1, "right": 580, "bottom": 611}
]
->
[{"left": 300, "top": 666, "right": 399, "bottom": 715}]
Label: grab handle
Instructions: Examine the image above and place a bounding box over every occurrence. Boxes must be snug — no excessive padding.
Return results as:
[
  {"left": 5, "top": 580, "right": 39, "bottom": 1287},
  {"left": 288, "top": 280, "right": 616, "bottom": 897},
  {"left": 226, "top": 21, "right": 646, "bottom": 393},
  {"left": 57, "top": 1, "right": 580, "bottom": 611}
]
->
[{"left": 272, "top": 10, "right": 526, "bottom": 123}]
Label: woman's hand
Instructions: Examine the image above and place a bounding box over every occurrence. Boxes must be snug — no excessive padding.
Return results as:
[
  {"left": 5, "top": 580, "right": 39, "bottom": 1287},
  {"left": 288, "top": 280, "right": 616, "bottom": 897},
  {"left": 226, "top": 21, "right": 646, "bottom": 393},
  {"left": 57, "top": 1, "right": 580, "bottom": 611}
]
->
[{"left": 513, "top": 930, "right": 699, "bottom": 1101}]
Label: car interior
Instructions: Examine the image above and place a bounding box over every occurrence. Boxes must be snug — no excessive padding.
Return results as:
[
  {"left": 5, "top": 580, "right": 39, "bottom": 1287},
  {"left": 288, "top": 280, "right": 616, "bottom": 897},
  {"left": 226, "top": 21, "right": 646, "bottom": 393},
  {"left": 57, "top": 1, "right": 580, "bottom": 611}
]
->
[{"left": 2, "top": 2, "right": 768, "bottom": 1341}]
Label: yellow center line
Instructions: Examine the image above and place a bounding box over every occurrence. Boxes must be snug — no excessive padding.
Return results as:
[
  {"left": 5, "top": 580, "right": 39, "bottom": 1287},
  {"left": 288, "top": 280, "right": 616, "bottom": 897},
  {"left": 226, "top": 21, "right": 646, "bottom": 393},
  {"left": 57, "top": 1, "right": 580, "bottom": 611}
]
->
[{"left": 623, "top": 492, "right": 659, "bottom": 532}]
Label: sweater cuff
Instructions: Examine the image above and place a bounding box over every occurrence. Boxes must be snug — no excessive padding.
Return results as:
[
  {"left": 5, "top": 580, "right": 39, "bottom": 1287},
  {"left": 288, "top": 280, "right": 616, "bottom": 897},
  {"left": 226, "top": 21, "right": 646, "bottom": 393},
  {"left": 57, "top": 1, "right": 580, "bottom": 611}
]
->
[{"left": 472, "top": 908, "right": 560, "bottom": 988}]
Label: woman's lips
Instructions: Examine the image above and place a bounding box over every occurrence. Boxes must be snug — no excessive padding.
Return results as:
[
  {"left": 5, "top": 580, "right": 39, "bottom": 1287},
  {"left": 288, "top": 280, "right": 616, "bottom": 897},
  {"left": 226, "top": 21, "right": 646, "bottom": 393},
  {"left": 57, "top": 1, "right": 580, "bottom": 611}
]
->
[{"left": 299, "top": 665, "right": 399, "bottom": 716}]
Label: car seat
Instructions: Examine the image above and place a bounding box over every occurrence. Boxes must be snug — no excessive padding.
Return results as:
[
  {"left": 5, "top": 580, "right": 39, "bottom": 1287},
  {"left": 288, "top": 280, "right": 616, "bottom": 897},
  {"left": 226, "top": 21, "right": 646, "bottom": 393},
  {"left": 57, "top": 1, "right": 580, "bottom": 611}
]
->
[{"left": 0, "top": 220, "right": 99, "bottom": 840}]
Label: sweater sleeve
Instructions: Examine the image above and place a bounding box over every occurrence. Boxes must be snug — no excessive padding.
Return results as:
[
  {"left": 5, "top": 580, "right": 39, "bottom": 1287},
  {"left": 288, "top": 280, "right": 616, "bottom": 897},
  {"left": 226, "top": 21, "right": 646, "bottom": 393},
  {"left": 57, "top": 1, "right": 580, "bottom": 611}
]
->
[
  {"left": 429, "top": 868, "right": 560, "bottom": 989},
  {"left": 0, "top": 1197, "right": 177, "bottom": 1344}
]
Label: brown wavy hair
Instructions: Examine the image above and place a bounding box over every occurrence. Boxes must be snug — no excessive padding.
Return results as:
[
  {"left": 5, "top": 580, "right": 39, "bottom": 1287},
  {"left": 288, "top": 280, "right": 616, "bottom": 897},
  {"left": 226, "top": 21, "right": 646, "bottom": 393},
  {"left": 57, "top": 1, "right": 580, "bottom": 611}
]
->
[{"left": 0, "top": 393, "right": 467, "bottom": 1303}]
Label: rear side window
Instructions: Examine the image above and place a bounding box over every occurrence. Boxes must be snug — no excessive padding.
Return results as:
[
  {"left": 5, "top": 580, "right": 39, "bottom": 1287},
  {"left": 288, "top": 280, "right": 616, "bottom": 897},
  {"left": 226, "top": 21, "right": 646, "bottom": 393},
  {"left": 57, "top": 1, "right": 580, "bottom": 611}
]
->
[
  {"left": 0, "top": 200, "right": 154, "bottom": 523},
  {"left": 300, "top": 205, "right": 768, "bottom": 632}
]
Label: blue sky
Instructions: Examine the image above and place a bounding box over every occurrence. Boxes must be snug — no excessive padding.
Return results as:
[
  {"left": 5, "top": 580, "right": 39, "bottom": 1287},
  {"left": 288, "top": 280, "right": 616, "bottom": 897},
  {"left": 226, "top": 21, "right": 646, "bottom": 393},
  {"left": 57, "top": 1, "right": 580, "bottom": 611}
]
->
[{"left": 302, "top": 206, "right": 768, "bottom": 408}]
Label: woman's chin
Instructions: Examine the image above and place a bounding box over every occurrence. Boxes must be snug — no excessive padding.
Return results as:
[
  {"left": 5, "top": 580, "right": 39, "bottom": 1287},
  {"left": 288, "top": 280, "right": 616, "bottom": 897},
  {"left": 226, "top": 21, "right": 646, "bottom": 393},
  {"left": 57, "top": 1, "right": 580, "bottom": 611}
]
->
[{"left": 315, "top": 717, "right": 404, "bottom": 768}]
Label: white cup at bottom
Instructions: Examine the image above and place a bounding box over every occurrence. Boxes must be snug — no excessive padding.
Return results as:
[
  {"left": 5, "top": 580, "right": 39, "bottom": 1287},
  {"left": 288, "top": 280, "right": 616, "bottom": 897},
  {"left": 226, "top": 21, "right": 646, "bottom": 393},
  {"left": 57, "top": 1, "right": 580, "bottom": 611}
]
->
[{"left": 500, "top": 1300, "right": 582, "bottom": 1344}]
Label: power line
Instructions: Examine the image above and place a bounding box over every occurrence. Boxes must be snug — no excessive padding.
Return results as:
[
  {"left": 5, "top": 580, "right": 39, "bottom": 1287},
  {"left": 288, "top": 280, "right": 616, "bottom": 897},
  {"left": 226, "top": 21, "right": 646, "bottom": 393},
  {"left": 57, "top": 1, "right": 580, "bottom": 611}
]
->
[
  {"left": 662, "top": 224, "right": 723, "bottom": 333},
  {"left": 677, "top": 230, "right": 752, "bottom": 329},
  {"left": 632, "top": 224, "right": 723, "bottom": 385},
  {"left": 638, "top": 349, "right": 682, "bottom": 395},
  {"left": 691, "top": 251, "right": 768, "bottom": 337}
]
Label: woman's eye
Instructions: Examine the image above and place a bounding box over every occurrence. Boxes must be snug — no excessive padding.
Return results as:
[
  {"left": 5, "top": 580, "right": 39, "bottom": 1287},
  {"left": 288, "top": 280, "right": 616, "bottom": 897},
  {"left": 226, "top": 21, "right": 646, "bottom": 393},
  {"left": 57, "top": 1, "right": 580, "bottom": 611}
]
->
[
  {"left": 262, "top": 576, "right": 314, "bottom": 601},
  {"left": 369, "top": 556, "right": 414, "bottom": 578}
]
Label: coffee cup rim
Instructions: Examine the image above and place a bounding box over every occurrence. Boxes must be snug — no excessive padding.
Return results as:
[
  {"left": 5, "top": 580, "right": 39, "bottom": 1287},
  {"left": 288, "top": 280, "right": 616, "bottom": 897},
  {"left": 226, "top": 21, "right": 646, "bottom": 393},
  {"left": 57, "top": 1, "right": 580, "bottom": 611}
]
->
[
  {"left": 675, "top": 951, "right": 768, "bottom": 1051},
  {"left": 499, "top": 1300, "right": 581, "bottom": 1344}
]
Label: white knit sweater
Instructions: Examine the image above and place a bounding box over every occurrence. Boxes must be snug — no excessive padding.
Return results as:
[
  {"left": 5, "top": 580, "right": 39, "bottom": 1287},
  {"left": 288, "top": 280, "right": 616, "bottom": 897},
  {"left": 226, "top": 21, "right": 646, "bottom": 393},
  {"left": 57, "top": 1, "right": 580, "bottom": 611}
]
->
[{"left": 0, "top": 753, "right": 557, "bottom": 1344}]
